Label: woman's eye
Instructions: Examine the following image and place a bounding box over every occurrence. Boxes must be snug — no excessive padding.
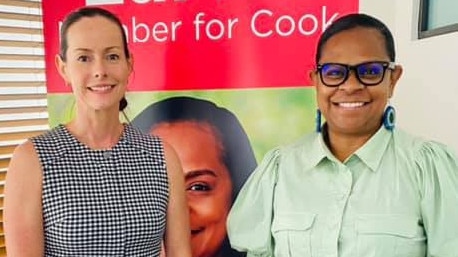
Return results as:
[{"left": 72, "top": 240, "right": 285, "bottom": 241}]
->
[
  {"left": 107, "top": 54, "right": 120, "bottom": 61},
  {"left": 358, "top": 68, "right": 382, "bottom": 79},
  {"left": 188, "top": 183, "right": 211, "bottom": 191},
  {"left": 77, "top": 55, "right": 90, "bottom": 62},
  {"left": 360, "top": 68, "right": 375, "bottom": 75},
  {"left": 325, "top": 69, "right": 345, "bottom": 78}
]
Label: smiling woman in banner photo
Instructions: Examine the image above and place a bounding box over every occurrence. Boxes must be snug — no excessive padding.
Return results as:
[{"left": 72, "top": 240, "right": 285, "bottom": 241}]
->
[
  {"left": 132, "top": 96, "right": 257, "bottom": 257},
  {"left": 3, "top": 7, "right": 191, "bottom": 257},
  {"left": 227, "top": 13, "right": 458, "bottom": 257}
]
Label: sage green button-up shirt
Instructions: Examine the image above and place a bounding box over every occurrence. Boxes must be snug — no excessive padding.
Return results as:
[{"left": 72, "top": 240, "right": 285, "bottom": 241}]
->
[{"left": 227, "top": 127, "right": 458, "bottom": 257}]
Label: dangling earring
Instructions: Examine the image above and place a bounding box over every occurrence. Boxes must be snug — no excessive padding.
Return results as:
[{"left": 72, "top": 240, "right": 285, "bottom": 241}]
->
[
  {"left": 316, "top": 109, "right": 322, "bottom": 133},
  {"left": 383, "top": 105, "right": 396, "bottom": 131}
]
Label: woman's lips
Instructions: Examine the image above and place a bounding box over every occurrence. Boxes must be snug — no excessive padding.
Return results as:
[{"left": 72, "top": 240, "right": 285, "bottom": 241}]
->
[{"left": 191, "top": 227, "right": 204, "bottom": 235}]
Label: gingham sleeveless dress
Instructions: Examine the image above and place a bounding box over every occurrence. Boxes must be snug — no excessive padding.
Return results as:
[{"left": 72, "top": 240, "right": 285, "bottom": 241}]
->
[{"left": 31, "top": 124, "right": 169, "bottom": 256}]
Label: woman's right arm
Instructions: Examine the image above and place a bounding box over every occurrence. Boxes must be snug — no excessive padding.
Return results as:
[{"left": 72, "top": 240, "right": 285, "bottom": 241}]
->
[
  {"left": 162, "top": 141, "right": 192, "bottom": 257},
  {"left": 4, "top": 141, "right": 44, "bottom": 257},
  {"left": 227, "top": 148, "right": 280, "bottom": 257}
]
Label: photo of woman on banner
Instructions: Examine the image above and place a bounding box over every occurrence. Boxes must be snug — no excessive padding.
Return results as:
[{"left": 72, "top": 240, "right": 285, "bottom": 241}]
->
[
  {"left": 227, "top": 13, "right": 458, "bottom": 257},
  {"left": 133, "top": 96, "right": 257, "bottom": 257}
]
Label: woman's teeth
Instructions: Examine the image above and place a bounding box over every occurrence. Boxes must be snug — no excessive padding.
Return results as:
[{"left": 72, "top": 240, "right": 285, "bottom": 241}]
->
[{"left": 338, "top": 102, "right": 364, "bottom": 108}]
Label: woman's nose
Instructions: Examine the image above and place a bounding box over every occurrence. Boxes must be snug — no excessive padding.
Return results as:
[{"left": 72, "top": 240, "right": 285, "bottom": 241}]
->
[
  {"left": 339, "top": 71, "right": 364, "bottom": 92},
  {"left": 93, "top": 59, "right": 108, "bottom": 78}
]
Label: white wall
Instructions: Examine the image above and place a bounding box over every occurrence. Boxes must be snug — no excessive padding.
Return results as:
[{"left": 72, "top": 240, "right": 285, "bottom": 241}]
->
[{"left": 361, "top": 0, "right": 458, "bottom": 152}]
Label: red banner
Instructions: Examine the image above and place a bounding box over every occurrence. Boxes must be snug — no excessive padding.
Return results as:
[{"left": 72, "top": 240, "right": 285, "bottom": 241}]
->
[{"left": 42, "top": 0, "right": 358, "bottom": 93}]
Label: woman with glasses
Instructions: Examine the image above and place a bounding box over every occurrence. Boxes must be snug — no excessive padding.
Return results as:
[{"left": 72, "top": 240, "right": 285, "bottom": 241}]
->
[{"left": 227, "top": 13, "right": 458, "bottom": 257}]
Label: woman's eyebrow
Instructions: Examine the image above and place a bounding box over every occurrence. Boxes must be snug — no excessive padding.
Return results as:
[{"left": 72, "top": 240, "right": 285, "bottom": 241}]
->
[
  {"left": 72, "top": 46, "right": 121, "bottom": 52},
  {"left": 104, "top": 46, "right": 122, "bottom": 52},
  {"left": 73, "top": 47, "right": 91, "bottom": 53},
  {"left": 185, "top": 169, "right": 217, "bottom": 180}
]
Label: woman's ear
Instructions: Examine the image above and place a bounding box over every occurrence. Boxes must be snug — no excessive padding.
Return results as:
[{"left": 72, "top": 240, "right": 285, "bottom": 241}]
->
[
  {"left": 389, "top": 64, "right": 403, "bottom": 93},
  {"left": 127, "top": 55, "right": 134, "bottom": 75},
  {"left": 309, "top": 69, "right": 319, "bottom": 86},
  {"left": 55, "top": 54, "right": 70, "bottom": 85}
]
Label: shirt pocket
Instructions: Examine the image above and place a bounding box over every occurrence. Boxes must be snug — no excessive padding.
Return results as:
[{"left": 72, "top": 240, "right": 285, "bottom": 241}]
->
[
  {"left": 356, "top": 214, "right": 426, "bottom": 257},
  {"left": 271, "top": 212, "right": 316, "bottom": 257}
]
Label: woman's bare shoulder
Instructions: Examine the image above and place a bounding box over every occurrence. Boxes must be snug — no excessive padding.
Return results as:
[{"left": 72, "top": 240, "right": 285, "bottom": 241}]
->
[{"left": 8, "top": 139, "right": 42, "bottom": 176}]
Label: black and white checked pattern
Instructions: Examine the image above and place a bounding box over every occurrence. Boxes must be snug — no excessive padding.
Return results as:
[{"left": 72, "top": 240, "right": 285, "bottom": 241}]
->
[{"left": 32, "top": 124, "right": 169, "bottom": 257}]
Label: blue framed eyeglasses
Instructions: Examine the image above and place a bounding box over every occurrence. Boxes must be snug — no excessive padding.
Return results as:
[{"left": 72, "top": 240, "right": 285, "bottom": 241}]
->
[{"left": 316, "top": 61, "right": 396, "bottom": 87}]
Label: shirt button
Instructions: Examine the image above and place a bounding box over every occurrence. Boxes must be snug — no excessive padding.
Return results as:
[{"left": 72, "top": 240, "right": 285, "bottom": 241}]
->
[{"left": 103, "top": 151, "right": 112, "bottom": 159}]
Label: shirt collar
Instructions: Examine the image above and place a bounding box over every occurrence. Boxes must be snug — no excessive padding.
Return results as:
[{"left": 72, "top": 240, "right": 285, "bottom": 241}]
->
[
  {"left": 307, "top": 125, "right": 393, "bottom": 172},
  {"left": 307, "top": 129, "right": 339, "bottom": 168},
  {"left": 354, "top": 126, "right": 393, "bottom": 172}
]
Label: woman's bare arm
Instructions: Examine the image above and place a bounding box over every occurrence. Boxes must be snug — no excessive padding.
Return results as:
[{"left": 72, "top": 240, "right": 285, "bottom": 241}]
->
[
  {"left": 162, "top": 141, "right": 192, "bottom": 257},
  {"left": 4, "top": 141, "right": 44, "bottom": 257}
]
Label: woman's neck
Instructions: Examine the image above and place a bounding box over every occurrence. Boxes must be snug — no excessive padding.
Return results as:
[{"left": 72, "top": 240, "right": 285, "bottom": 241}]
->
[
  {"left": 324, "top": 125, "right": 378, "bottom": 162},
  {"left": 67, "top": 108, "right": 124, "bottom": 150}
]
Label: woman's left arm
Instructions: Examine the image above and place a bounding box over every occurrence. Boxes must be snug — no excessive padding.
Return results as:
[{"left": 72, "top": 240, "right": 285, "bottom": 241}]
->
[
  {"left": 417, "top": 142, "right": 458, "bottom": 256},
  {"left": 162, "top": 141, "right": 192, "bottom": 257}
]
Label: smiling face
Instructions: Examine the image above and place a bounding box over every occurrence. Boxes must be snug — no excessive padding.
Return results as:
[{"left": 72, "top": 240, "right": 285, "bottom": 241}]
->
[
  {"left": 151, "top": 121, "right": 232, "bottom": 257},
  {"left": 56, "top": 15, "right": 132, "bottom": 113},
  {"left": 311, "top": 27, "right": 402, "bottom": 138}
]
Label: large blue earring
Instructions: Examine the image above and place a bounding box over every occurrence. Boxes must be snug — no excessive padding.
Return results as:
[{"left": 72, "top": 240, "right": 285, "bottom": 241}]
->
[
  {"left": 383, "top": 105, "right": 396, "bottom": 131},
  {"left": 316, "top": 109, "right": 322, "bottom": 133}
]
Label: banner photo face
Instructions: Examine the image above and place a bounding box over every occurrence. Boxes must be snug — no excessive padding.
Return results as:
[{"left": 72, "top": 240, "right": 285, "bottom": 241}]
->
[{"left": 43, "top": 1, "right": 357, "bottom": 257}]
